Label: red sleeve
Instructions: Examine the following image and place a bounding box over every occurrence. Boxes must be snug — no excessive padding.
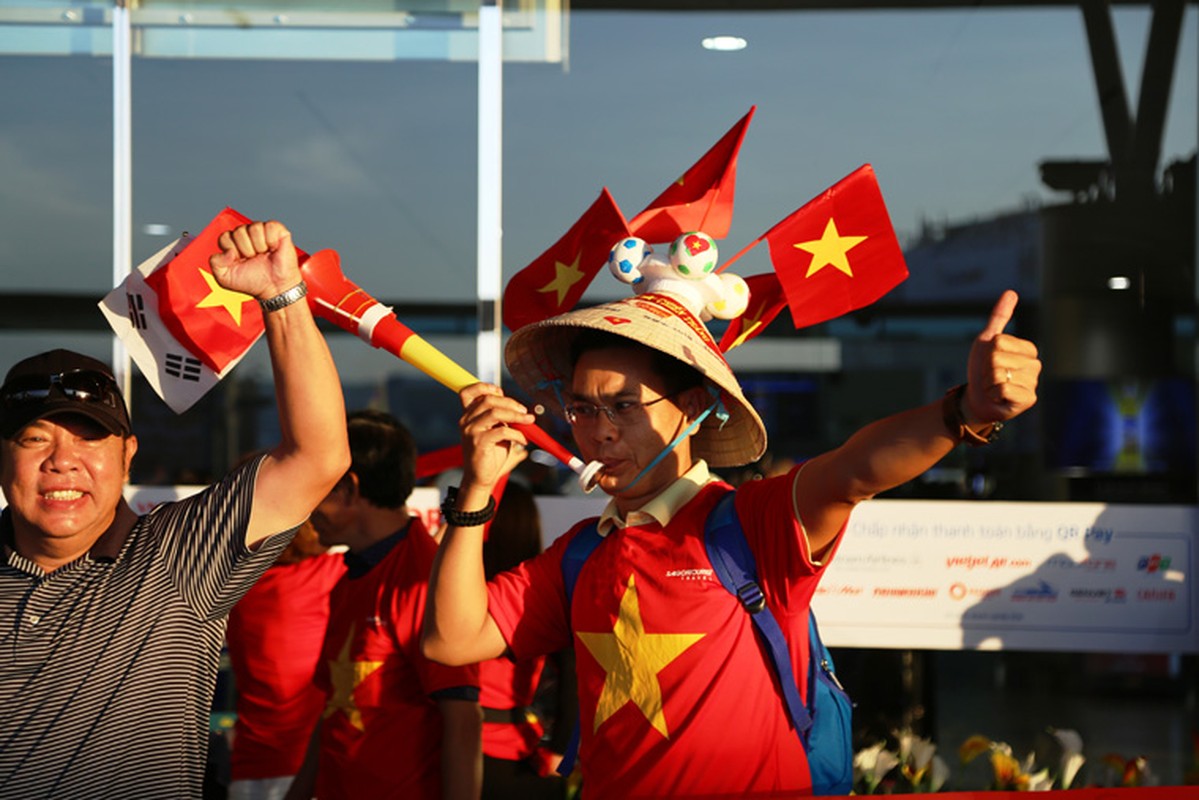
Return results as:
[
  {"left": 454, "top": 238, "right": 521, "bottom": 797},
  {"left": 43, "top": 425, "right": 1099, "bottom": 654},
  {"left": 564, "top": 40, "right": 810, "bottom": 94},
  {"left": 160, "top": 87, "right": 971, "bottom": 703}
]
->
[
  {"left": 485, "top": 522, "right": 589, "bottom": 661},
  {"left": 733, "top": 467, "right": 847, "bottom": 615},
  {"left": 407, "top": 523, "right": 481, "bottom": 696}
]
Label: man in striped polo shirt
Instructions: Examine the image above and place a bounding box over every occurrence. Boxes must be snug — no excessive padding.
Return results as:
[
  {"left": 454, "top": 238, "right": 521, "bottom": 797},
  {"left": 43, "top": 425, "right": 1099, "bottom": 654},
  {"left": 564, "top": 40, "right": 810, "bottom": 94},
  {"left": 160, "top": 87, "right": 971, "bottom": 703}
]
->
[{"left": 0, "top": 219, "right": 350, "bottom": 799}]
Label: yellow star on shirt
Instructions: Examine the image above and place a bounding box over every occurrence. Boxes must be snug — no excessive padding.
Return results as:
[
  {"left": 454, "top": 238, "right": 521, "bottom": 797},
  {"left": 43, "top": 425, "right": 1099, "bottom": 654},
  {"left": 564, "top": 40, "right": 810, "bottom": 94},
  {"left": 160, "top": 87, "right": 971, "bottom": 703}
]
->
[
  {"left": 536, "top": 252, "right": 586, "bottom": 308},
  {"left": 577, "top": 574, "right": 705, "bottom": 739},
  {"left": 323, "top": 625, "right": 383, "bottom": 732},
  {"left": 793, "top": 217, "right": 867, "bottom": 279},
  {"left": 196, "top": 268, "right": 254, "bottom": 326}
]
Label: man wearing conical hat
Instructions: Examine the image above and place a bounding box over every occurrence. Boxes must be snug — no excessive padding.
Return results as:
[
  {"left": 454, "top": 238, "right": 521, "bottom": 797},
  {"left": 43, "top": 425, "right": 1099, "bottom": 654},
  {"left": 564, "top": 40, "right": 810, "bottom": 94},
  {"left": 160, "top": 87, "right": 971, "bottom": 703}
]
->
[{"left": 425, "top": 288, "right": 1039, "bottom": 798}]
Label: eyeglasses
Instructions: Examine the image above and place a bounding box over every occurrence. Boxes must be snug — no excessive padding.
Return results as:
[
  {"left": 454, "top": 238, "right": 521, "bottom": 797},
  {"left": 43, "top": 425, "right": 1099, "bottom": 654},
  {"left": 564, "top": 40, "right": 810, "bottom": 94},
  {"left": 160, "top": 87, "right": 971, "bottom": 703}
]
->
[
  {"left": 563, "top": 392, "right": 679, "bottom": 427},
  {"left": 1, "top": 370, "right": 123, "bottom": 411}
]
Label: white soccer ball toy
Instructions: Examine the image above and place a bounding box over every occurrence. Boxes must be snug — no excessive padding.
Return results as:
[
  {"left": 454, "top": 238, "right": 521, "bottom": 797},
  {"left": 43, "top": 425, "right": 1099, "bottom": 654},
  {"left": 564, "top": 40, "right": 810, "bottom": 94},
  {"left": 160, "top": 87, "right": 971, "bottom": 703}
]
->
[
  {"left": 608, "top": 237, "right": 653, "bottom": 285},
  {"left": 668, "top": 232, "right": 719, "bottom": 278},
  {"left": 606, "top": 231, "right": 748, "bottom": 321}
]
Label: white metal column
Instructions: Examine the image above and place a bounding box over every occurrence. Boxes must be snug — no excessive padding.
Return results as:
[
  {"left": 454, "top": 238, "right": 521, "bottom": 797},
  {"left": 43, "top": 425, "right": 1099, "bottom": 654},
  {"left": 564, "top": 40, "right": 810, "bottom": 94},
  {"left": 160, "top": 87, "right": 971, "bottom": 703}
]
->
[
  {"left": 112, "top": 0, "right": 133, "bottom": 402},
  {"left": 476, "top": 0, "right": 503, "bottom": 384}
]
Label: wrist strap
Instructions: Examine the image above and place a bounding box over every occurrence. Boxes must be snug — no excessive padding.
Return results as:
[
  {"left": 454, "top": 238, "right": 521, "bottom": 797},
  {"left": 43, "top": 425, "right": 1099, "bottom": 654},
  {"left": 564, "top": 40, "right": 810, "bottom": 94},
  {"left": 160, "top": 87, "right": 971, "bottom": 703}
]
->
[
  {"left": 440, "top": 486, "right": 497, "bottom": 527},
  {"left": 259, "top": 281, "right": 308, "bottom": 313},
  {"left": 942, "top": 384, "right": 1002, "bottom": 446}
]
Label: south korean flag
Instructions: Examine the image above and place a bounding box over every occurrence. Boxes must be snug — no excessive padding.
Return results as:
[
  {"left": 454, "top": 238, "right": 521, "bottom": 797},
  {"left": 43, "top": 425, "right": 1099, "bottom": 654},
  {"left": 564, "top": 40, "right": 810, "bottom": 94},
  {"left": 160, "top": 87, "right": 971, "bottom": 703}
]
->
[{"left": 99, "top": 236, "right": 260, "bottom": 414}]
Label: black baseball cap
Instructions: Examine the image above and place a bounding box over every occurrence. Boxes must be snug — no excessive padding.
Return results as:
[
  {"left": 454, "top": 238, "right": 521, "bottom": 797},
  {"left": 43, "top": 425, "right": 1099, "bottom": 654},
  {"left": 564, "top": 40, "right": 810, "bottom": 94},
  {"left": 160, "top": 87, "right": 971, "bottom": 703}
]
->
[{"left": 0, "top": 349, "right": 132, "bottom": 439}]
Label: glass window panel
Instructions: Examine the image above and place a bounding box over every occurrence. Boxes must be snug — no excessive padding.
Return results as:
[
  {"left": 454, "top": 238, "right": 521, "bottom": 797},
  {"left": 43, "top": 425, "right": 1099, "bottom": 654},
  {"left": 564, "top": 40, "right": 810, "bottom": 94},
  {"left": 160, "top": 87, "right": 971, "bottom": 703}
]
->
[{"left": 0, "top": 1, "right": 564, "bottom": 62}]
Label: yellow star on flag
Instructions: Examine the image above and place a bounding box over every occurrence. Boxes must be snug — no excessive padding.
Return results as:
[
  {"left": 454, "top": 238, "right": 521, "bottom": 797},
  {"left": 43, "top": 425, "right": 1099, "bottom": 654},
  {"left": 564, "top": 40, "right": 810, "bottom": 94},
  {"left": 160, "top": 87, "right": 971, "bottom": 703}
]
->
[
  {"left": 727, "top": 304, "right": 770, "bottom": 352},
  {"left": 577, "top": 574, "right": 705, "bottom": 739},
  {"left": 196, "top": 267, "right": 254, "bottom": 326},
  {"left": 793, "top": 217, "right": 867, "bottom": 279},
  {"left": 323, "top": 625, "right": 383, "bottom": 732},
  {"left": 536, "top": 252, "right": 586, "bottom": 308}
]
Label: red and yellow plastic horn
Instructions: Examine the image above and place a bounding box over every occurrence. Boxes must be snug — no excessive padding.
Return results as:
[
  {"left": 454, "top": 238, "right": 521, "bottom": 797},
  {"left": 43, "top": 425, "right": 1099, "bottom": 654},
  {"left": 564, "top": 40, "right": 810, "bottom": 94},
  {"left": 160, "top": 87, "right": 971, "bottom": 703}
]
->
[{"left": 300, "top": 250, "right": 601, "bottom": 491}]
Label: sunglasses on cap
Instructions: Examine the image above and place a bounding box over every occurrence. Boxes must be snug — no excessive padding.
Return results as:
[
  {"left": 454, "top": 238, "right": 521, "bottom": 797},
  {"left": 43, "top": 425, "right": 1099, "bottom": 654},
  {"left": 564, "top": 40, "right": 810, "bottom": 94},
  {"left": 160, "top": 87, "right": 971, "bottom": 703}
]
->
[{"left": 1, "top": 369, "right": 124, "bottom": 412}]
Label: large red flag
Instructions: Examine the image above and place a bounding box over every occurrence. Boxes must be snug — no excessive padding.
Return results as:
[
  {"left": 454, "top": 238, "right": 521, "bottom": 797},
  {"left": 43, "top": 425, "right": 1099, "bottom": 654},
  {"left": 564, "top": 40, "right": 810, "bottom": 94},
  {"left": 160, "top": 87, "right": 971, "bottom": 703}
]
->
[
  {"left": 719, "top": 273, "right": 788, "bottom": 352},
  {"left": 763, "top": 164, "right": 907, "bottom": 329},
  {"left": 142, "top": 207, "right": 309, "bottom": 373},
  {"left": 502, "top": 188, "right": 630, "bottom": 332},
  {"left": 628, "top": 106, "right": 755, "bottom": 244}
]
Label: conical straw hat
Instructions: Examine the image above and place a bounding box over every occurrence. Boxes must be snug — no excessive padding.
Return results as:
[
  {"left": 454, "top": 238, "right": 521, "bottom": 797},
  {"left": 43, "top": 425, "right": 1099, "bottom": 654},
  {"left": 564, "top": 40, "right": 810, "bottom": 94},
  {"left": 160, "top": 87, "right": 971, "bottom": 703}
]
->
[{"left": 505, "top": 292, "right": 767, "bottom": 468}]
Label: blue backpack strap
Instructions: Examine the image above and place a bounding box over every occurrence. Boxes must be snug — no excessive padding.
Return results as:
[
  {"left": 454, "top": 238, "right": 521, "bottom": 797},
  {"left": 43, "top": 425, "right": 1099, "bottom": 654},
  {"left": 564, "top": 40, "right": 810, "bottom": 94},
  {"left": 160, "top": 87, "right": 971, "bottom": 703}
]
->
[
  {"left": 703, "top": 491, "right": 814, "bottom": 737},
  {"left": 556, "top": 519, "right": 603, "bottom": 777}
]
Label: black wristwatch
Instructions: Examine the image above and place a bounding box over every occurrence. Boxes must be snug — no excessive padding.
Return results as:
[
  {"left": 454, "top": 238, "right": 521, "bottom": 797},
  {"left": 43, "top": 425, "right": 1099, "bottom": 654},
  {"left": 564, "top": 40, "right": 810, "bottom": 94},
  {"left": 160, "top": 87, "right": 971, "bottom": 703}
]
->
[{"left": 440, "top": 486, "right": 497, "bottom": 527}]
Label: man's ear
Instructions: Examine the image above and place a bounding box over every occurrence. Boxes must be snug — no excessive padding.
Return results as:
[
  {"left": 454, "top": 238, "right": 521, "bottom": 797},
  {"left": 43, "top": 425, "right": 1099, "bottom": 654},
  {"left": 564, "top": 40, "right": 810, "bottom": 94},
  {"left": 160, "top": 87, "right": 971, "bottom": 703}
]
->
[
  {"left": 680, "top": 385, "right": 709, "bottom": 423},
  {"left": 123, "top": 435, "right": 139, "bottom": 478},
  {"left": 334, "top": 471, "right": 360, "bottom": 501}
]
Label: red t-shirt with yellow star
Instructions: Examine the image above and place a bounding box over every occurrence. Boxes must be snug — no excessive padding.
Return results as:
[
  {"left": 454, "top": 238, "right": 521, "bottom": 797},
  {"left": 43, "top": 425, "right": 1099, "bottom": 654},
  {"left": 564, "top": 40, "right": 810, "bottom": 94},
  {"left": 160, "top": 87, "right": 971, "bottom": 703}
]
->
[
  {"left": 486, "top": 468, "right": 835, "bottom": 799},
  {"left": 315, "top": 518, "right": 479, "bottom": 799}
]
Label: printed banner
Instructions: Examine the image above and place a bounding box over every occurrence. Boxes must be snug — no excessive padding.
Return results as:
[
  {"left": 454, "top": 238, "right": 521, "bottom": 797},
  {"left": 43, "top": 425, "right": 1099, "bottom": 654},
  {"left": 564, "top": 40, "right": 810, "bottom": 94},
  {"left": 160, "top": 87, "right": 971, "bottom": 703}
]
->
[{"left": 814, "top": 500, "right": 1197, "bottom": 653}]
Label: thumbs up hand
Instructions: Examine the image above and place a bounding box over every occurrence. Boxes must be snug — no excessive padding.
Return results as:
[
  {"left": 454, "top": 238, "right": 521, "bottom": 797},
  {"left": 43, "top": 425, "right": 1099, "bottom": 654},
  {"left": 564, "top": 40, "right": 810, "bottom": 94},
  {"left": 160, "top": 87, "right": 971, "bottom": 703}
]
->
[{"left": 965, "top": 290, "right": 1041, "bottom": 425}]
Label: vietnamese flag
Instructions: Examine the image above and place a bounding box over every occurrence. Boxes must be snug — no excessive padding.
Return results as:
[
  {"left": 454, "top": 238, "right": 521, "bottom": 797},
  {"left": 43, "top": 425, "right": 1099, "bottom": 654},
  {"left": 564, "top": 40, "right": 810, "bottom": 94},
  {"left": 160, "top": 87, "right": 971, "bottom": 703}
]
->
[
  {"left": 719, "top": 273, "right": 788, "bottom": 352},
  {"left": 763, "top": 164, "right": 908, "bottom": 329},
  {"left": 628, "top": 106, "right": 754, "bottom": 244},
  {"left": 502, "top": 188, "right": 630, "bottom": 332},
  {"left": 142, "top": 207, "right": 309, "bottom": 373}
]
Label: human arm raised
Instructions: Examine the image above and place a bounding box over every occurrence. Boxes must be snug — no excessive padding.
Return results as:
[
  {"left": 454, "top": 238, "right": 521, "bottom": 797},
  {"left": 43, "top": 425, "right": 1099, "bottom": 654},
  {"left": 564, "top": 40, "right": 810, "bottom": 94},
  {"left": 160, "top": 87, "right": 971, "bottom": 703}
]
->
[
  {"left": 422, "top": 383, "right": 530, "bottom": 666},
  {"left": 795, "top": 290, "right": 1041, "bottom": 556},
  {"left": 209, "top": 220, "right": 351, "bottom": 547}
]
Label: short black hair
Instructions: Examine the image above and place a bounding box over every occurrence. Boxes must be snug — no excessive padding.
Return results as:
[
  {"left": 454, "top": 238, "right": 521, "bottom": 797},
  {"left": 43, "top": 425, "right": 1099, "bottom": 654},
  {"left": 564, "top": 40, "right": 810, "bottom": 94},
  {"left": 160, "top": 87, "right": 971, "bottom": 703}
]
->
[
  {"left": 345, "top": 409, "right": 417, "bottom": 509},
  {"left": 568, "top": 329, "right": 704, "bottom": 395}
]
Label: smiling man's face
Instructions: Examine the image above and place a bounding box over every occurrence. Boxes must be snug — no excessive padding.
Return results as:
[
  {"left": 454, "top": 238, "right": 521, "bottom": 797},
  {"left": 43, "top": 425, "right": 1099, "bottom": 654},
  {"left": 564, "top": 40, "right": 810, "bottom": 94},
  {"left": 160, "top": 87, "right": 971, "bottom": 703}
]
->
[{"left": 1, "top": 414, "right": 136, "bottom": 552}]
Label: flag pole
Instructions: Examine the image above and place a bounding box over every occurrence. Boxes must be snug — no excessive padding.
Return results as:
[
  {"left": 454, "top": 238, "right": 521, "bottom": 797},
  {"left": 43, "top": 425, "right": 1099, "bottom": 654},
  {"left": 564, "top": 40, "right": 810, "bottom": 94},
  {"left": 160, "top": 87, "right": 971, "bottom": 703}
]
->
[{"left": 716, "top": 234, "right": 764, "bottom": 273}]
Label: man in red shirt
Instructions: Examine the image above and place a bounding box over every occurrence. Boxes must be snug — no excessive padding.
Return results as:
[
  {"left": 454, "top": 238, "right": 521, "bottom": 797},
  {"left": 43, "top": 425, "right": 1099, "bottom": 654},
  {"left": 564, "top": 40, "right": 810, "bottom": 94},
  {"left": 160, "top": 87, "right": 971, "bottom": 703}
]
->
[
  {"left": 288, "top": 410, "right": 481, "bottom": 800},
  {"left": 424, "top": 289, "right": 1040, "bottom": 799}
]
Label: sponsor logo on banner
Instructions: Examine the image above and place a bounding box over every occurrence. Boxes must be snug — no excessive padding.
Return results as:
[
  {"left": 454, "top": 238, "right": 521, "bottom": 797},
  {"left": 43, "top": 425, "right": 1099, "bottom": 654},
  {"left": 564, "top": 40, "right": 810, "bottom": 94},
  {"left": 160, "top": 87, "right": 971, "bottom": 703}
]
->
[
  {"left": 949, "top": 582, "right": 1001, "bottom": 602},
  {"left": 1010, "top": 580, "right": 1058, "bottom": 601},
  {"left": 872, "top": 586, "right": 938, "bottom": 599},
  {"left": 1067, "top": 587, "right": 1128, "bottom": 603},
  {"left": 1045, "top": 555, "right": 1118, "bottom": 571},
  {"left": 1137, "top": 588, "right": 1177, "bottom": 602},
  {"left": 946, "top": 554, "right": 1033, "bottom": 571},
  {"left": 816, "top": 584, "right": 865, "bottom": 597},
  {"left": 1137, "top": 554, "right": 1173, "bottom": 573}
]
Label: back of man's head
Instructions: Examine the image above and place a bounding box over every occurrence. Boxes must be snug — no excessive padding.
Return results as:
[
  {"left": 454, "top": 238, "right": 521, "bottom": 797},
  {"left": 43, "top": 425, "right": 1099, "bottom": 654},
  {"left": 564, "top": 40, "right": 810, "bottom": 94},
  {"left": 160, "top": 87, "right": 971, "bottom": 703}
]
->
[{"left": 346, "top": 409, "right": 417, "bottom": 509}]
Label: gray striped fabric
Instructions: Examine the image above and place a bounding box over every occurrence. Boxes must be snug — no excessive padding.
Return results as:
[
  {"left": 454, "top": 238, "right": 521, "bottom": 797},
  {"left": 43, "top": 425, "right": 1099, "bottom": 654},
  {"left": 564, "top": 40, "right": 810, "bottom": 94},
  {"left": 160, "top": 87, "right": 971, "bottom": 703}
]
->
[{"left": 0, "top": 456, "right": 293, "bottom": 799}]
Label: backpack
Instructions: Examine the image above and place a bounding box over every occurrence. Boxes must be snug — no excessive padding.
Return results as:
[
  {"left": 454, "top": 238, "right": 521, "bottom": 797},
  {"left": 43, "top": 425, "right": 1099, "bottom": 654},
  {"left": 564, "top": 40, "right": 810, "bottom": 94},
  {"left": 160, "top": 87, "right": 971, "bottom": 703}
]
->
[{"left": 558, "top": 490, "right": 854, "bottom": 795}]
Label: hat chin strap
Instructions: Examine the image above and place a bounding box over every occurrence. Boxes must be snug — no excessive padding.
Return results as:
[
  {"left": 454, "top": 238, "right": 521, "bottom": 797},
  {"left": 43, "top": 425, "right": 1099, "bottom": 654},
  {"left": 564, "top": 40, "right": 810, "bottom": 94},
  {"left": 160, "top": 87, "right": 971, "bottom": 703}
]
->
[{"left": 620, "top": 401, "right": 716, "bottom": 494}]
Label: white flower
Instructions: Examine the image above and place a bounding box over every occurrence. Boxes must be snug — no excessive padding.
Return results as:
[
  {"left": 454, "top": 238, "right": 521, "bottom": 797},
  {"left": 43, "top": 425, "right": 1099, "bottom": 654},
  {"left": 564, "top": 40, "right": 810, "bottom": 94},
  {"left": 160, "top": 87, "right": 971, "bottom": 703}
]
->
[
  {"left": 899, "top": 731, "right": 938, "bottom": 772},
  {"left": 1052, "top": 728, "right": 1084, "bottom": 756},
  {"left": 1026, "top": 767, "right": 1054, "bottom": 791},
  {"left": 1048, "top": 727, "right": 1085, "bottom": 788},
  {"left": 1060, "top": 752, "right": 1086, "bottom": 789},
  {"left": 854, "top": 741, "right": 901, "bottom": 788},
  {"left": 929, "top": 754, "right": 950, "bottom": 792}
]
